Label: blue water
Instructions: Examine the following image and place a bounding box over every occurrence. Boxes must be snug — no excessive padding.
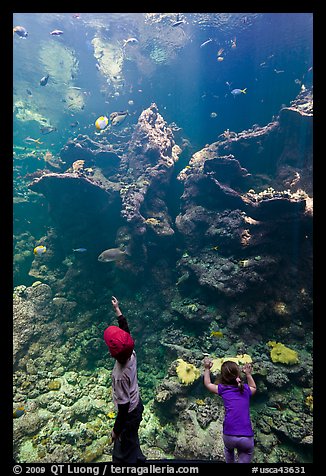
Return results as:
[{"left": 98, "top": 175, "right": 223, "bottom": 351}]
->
[{"left": 13, "top": 13, "right": 313, "bottom": 153}]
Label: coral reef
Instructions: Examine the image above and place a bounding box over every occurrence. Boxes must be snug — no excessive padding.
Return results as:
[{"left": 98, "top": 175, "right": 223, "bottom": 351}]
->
[{"left": 13, "top": 90, "right": 313, "bottom": 463}]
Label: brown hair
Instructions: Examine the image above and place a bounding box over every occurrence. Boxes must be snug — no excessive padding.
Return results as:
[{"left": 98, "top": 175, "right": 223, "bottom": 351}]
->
[{"left": 219, "top": 361, "right": 244, "bottom": 393}]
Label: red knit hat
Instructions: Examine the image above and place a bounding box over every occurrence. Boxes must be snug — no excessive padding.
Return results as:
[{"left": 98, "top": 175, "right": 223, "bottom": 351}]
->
[{"left": 103, "top": 326, "right": 134, "bottom": 361}]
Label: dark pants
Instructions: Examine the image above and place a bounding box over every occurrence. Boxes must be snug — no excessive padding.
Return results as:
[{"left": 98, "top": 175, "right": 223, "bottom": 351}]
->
[
  {"left": 112, "top": 399, "right": 146, "bottom": 464},
  {"left": 223, "top": 434, "right": 255, "bottom": 463}
]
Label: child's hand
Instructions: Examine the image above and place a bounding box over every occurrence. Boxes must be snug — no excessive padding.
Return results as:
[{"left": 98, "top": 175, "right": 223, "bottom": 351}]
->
[
  {"left": 242, "top": 363, "right": 253, "bottom": 374},
  {"left": 111, "top": 296, "right": 119, "bottom": 309},
  {"left": 203, "top": 357, "right": 213, "bottom": 369}
]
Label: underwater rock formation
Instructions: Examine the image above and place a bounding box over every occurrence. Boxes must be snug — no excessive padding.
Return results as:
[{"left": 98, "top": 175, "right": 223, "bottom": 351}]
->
[
  {"left": 15, "top": 90, "right": 313, "bottom": 464},
  {"left": 29, "top": 172, "right": 121, "bottom": 244},
  {"left": 175, "top": 92, "right": 312, "bottom": 298},
  {"left": 28, "top": 103, "right": 181, "bottom": 272}
]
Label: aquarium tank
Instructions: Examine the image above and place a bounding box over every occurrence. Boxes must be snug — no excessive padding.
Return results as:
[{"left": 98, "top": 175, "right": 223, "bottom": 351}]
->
[{"left": 13, "top": 13, "right": 313, "bottom": 464}]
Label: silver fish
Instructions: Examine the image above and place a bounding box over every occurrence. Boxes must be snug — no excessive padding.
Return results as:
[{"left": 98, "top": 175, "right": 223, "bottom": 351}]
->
[
  {"left": 50, "top": 30, "right": 64, "bottom": 36},
  {"left": 110, "top": 111, "right": 129, "bottom": 126},
  {"left": 98, "top": 246, "right": 131, "bottom": 263},
  {"left": 200, "top": 38, "right": 212, "bottom": 48}
]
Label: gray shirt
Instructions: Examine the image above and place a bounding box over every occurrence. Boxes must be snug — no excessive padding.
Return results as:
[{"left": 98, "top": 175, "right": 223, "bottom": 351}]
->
[{"left": 111, "top": 350, "right": 140, "bottom": 412}]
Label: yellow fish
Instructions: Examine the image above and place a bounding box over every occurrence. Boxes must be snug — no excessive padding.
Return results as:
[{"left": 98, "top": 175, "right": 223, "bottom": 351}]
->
[
  {"left": 34, "top": 245, "right": 47, "bottom": 255},
  {"left": 107, "top": 411, "right": 116, "bottom": 419},
  {"left": 210, "top": 330, "right": 224, "bottom": 338},
  {"left": 239, "top": 259, "right": 250, "bottom": 267}
]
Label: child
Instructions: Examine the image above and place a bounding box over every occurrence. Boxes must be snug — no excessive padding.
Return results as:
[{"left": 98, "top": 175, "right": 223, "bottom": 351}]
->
[
  {"left": 103, "top": 296, "right": 146, "bottom": 463},
  {"left": 203, "top": 357, "right": 257, "bottom": 463}
]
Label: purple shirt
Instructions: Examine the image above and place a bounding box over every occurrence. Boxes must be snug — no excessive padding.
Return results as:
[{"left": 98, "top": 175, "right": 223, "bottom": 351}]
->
[{"left": 218, "top": 383, "right": 254, "bottom": 436}]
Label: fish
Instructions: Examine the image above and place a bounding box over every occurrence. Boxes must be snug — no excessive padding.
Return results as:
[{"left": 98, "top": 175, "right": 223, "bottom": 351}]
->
[
  {"left": 217, "top": 48, "right": 224, "bottom": 56},
  {"left": 231, "top": 88, "right": 247, "bottom": 96},
  {"left": 95, "top": 116, "right": 109, "bottom": 130},
  {"left": 73, "top": 248, "right": 87, "bottom": 253},
  {"left": 50, "top": 30, "right": 64, "bottom": 36},
  {"left": 40, "top": 126, "right": 57, "bottom": 135},
  {"left": 34, "top": 245, "right": 47, "bottom": 255},
  {"left": 98, "top": 245, "right": 131, "bottom": 263},
  {"left": 123, "top": 38, "right": 138, "bottom": 46},
  {"left": 110, "top": 111, "right": 129, "bottom": 126},
  {"left": 13, "top": 26, "right": 28, "bottom": 38},
  {"left": 69, "top": 86, "right": 82, "bottom": 90},
  {"left": 26, "top": 89, "right": 33, "bottom": 96},
  {"left": 172, "top": 20, "right": 185, "bottom": 27},
  {"left": 40, "top": 74, "right": 49, "bottom": 86},
  {"left": 13, "top": 407, "right": 26, "bottom": 418},
  {"left": 211, "top": 330, "right": 224, "bottom": 338},
  {"left": 210, "top": 112, "right": 217, "bottom": 118},
  {"left": 24, "top": 137, "right": 43, "bottom": 144},
  {"left": 200, "top": 39, "right": 213, "bottom": 48},
  {"left": 70, "top": 121, "right": 79, "bottom": 128},
  {"left": 231, "top": 37, "right": 237, "bottom": 48},
  {"left": 217, "top": 56, "right": 224, "bottom": 62}
]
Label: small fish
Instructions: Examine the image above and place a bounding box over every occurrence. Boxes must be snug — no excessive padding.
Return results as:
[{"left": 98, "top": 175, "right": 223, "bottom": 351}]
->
[
  {"left": 95, "top": 116, "right": 109, "bottom": 130},
  {"left": 200, "top": 38, "right": 212, "bottom": 48},
  {"left": 172, "top": 20, "right": 185, "bottom": 27},
  {"left": 110, "top": 111, "right": 129, "bottom": 126},
  {"left": 69, "top": 86, "right": 82, "bottom": 90},
  {"left": 13, "top": 407, "right": 26, "bottom": 418},
  {"left": 98, "top": 246, "right": 131, "bottom": 263},
  {"left": 26, "top": 89, "right": 33, "bottom": 96},
  {"left": 40, "top": 74, "right": 49, "bottom": 86},
  {"left": 70, "top": 121, "right": 79, "bottom": 128},
  {"left": 238, "top": 259, "right": 250, "bottom": 267},
  {"left": 231, "top": 88, "right": 247, "bottom": 96},
  {"left": 211, "top": 245, "right": 219, "bottom": 250},
  {"left": 231, "top": 37, "right": 237, "bottom": 48},
  {"left": 73, "top": 248, "right": 87, "bottom": 253},
  {"left": 123, "top": 38, "right": 138, "bottom": 46},
  {"left": 210, "top": 112, "right": 217, "bottom": 118},
  {"left": 34, "top": 245, "right": 47, "bottom": 255},
  {"left": 24, "top": 136, "right": 43, "bottom": 144},
  {"left": 217, "top": 48, "right": 224, "bottom": 56},
  {"left": 40, "top": 126, "right": 57, "bottom": 135},
  {"left": 107, "top": 411, "right": 116, "bottom": 419},
  {"left": 50, "top": 30, "right": 64, "bottom": 36},
  {"left": 274, "top": 69, "right": 284, "bottom": 74},
  {"left": 211, "top": 330, "right": 224, "bottom": 338},
  {"left": 72, "top": 13, "right": 80, "bottom": 19},
  {"left": 13, "top": 26, "right": 28, "bottom": 38}
]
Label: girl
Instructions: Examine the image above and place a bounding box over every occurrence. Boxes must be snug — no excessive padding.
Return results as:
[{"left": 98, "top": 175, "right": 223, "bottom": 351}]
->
[{"left": 203, "top": 357, "right": 257, "bottom": 463}]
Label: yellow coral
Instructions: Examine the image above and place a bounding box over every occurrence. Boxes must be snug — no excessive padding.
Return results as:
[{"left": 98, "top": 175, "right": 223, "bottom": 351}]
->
[
  {"left": 305, "top": 395, "right": 313, "bottom": 411},
  {"left": 267, "top": 341, "right": 299, "bottom": 365},
  {"left": 273, "top": 301, "right": 289, "bottom": 315},
  {"left": 211, "top": 354, "right": 252, "bottom": 373},
  {"left": 176, "top": 359, "right": 200, "bottom": 385}
]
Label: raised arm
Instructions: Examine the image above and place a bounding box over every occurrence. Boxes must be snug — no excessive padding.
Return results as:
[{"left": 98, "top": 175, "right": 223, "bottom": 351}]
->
[
  {"left": 111, "top": 296, "right": 131, "bottom": 334},
  {"left": 242, "top": 363, "right": 257, "bottom": 395},
  {"left": 203, "top": 357, "right": 218, "bottom": 394}
]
